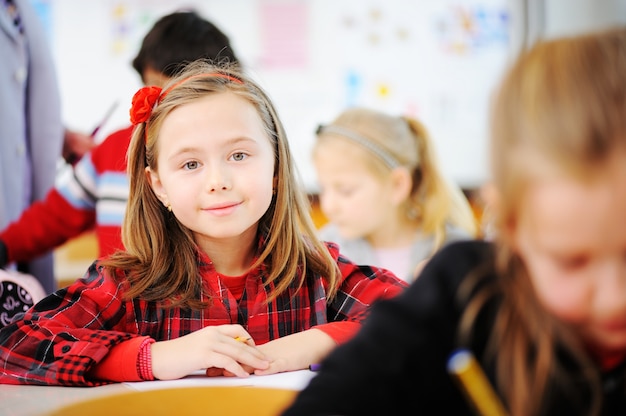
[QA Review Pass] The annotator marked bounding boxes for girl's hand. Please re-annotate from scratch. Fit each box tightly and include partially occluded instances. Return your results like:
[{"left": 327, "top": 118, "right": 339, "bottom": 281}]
[
  {"left": 150, "top": 324, "right": 270, "bottom": 380},
  {"left": 244, "top": 328, "right": 336, "bottom": 376}
]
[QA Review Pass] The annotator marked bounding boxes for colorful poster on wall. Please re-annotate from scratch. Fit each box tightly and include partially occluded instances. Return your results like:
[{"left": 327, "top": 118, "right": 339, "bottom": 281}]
[{"left": 51, "top": 0, "right": 510, "bottom": 189}]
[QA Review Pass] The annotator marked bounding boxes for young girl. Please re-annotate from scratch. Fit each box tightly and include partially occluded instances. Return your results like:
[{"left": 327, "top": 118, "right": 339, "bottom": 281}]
[
  {"left": 283, "top": 27, "right": 626, "bottom": 415},
  {"left": 0, "top": 61, "right": 406, "bottom": 386},
  {"left": 0, "top": 10, "right": 240, "bottom": 276},
  {"left": 314, "top": 107, "right": 478, "bottom": 282},
  {"left": 0, "top": 10, "right": 240, "bottom": 328}
]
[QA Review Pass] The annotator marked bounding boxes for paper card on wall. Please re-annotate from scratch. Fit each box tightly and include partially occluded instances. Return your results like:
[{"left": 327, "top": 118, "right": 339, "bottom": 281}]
[{"left": 259, "top": 1, "right": 309, "bottom": 69}]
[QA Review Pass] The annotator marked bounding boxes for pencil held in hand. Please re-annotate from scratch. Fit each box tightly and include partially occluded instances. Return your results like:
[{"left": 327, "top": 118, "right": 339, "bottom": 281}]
[
  {"left": 447, "top": 349, "right": 508, "bottom": 416},
  {"left": 90, "top": 100, "right": 119, "bottom": 137}
]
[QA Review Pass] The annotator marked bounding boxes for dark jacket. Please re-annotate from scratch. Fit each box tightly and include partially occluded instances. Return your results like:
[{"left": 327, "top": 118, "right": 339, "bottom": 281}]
[{"left": 283, "top": 240, "right": 626, "bottom": 415}]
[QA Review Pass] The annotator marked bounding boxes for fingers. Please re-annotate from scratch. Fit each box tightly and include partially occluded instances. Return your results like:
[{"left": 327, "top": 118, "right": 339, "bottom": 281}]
[
  {"left": 199, "top": 326, "right": 270, "bottom": 377},
  {"left": 219, "top": 325, "right": 255, "bottom": 343},
  {"left": 222, "top": 336, "right": 270, "bottom": 371},
  {"left": 205, "top": 347, "right": 265, "bottom": 378},
  {"left": 253, "top": 359, "right": 286, "bottom": 376},
  {"left": 153, "top": 325, "right": 271, "bottom": 380}
]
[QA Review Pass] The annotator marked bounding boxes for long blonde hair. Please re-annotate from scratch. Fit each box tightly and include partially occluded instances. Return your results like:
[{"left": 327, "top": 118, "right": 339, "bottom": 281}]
[
  {"left": 315, "top": 107, "right": 478, "bottom": 252},
  {"left": 463, "top": 27, "right": 626, "bottom": 415},
  {"left": 103, "top": 61, "right": 340, "bottom": 309}
]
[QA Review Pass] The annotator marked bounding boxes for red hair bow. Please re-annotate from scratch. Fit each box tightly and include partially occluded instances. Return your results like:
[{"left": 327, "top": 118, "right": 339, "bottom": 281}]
[{"left": 129, "top": 86, "right": 162, "bottom": 125}]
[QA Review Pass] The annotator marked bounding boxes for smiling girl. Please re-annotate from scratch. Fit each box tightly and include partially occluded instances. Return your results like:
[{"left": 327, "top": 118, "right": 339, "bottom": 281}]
[{"left": 0, "top": 61, "right": 406, "bottom": 386}]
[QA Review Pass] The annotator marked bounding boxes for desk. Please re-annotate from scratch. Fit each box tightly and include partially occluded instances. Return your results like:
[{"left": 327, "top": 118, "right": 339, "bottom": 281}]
[
  {"left": 0, "top": 370, "right": 316, "bottom": 416},
  {"left": 0, "top": 383, "right": 128, "bottom": 416}
]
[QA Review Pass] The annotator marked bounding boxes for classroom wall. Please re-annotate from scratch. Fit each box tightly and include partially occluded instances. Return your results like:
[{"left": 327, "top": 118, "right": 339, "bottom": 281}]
[
  {"left": 38, "top": 0, "right": 512, "bottom": 191},
  {"left": 37, "top": 0, "right": 626, "bottom": 191}
]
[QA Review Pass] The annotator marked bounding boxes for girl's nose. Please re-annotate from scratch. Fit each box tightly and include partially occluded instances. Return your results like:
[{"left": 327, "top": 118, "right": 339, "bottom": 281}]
[{"left": 205, "top": 162, "right": 231, "bottom": 192}]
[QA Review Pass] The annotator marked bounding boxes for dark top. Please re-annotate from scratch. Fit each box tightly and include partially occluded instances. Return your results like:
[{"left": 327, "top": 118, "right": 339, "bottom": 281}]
[{"left": 282, "top": 240, "right": 626, "bottom": 415}]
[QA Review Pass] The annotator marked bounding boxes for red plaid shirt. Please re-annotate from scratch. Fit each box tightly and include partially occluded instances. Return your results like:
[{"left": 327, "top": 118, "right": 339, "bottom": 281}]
[{"left": 0, "top": 242, "right": 406, "bottom": 386}]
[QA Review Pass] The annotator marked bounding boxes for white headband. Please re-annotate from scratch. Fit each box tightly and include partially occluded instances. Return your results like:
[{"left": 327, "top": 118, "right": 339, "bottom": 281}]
[{"left": 316, "top": 124, "right": 400, "bottom": 169}]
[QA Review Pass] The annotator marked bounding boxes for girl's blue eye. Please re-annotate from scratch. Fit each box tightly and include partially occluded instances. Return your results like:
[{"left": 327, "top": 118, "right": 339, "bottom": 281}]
[
  {"left": 232, "top": 152, "right": 246, "bottom": 161},
  {"left": 184, "top": 161, "right": 199, "bottom": 170}
]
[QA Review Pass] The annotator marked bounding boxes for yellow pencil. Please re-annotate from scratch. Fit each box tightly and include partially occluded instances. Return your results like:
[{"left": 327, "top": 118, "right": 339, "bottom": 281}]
[{"left": 447, "top": 349, "right": 508, "bottom": 416}]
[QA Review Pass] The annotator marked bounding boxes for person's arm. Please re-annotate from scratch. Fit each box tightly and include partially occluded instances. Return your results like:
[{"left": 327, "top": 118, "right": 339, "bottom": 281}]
[
  {"left": 0, "top": 261, "right": 137, "bottom": 386},
  {"left": 251, "top": 328, "right": 337, "bottom": 376},
  {"left": 251, "top": 244, "right": 408, "bottom": 376},
  {"left": 0, "top": 147, "right": 104, "bottom": 267},
  {"left": 0, "top": 189, "right": 95, "bottom": 265},
  {"left": 87, "top": 336, "right": 153, "bottom": 382}
]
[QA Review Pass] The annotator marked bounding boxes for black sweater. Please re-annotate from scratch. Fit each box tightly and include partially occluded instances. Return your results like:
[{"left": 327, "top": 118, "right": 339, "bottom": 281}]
[{"left": 282, "top": 240, "right": 626, "bottom": 415}]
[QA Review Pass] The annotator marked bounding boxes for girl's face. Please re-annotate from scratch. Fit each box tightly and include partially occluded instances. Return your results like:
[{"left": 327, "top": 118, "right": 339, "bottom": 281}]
[
  {"left": 512, "top": 151, "right": 626, "bottom": 354},
  {"left": 313, "top": 138, "right": 397, "bottom": 241},
  {"left": 148, "top": 92, "right": 275, "bottom": 251}
]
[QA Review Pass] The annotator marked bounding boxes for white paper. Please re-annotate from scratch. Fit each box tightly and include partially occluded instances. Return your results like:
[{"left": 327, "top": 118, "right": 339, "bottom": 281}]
[{"left": 124, "top": 369, "right": 317, "bottom": 392}]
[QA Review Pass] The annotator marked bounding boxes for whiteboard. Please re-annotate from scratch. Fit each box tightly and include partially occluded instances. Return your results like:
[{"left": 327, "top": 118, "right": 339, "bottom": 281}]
[{"left": 41, "top": 0, "right": 511, "bottom": 190}]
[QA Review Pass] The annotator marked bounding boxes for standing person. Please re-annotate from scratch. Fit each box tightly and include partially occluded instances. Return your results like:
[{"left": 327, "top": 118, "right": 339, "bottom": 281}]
[
  {"left": 1, "top": 0, "right": 67, "bottom": 294},
  {"left": 0, "top": 10, "right": 239, "bottom": 280},
  {"left": 283, "top": 26, "right": 626, "bottom": 415},
  {"left": 0, "top": 0, "right": 93, "bottom": 289},
  {"left": 314, "top": 108, "right": 478, "bottom": 283},
  {"left": 0, "top": 60, "right": 407, "bottom": 386}
]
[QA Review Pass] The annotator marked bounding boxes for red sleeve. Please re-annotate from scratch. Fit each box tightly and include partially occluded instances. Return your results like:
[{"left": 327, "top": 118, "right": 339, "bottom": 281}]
[
  {"left": 314, "top": 321, "right": 361, "bottom": 344},
  {"left": 0, "top": 190, "right": 95, "bottom": 262},
  {"left": 88, "top": 336, "right": 149, "bottom": 382},
  {"left": 0, "top": 263, "right": 135, "bottom": 386}
]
